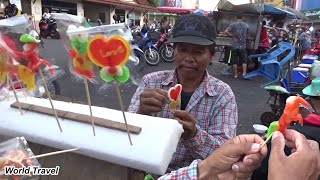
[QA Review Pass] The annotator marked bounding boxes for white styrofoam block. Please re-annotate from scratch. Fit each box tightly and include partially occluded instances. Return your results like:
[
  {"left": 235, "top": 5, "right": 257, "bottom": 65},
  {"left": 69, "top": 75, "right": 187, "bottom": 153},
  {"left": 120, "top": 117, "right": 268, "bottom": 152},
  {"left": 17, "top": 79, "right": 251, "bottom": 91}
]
[{"left": 0, "top": 95, "right": 183, "bottom": 175}]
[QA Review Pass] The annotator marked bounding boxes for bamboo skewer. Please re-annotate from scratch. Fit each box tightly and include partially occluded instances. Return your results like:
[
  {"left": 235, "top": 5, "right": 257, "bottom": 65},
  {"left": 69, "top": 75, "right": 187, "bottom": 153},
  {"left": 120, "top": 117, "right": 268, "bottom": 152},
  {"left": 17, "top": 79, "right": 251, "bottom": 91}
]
[
  {"left": 29, "top": 148, "right": 79, "bottom": 160},
  {"left": 261, "top": 132, "right": 273, "bottom": 148},
  {"left": 84, "top": 79, "right": 95, "bottom": 136},
  {"left": 39, "top": 69, "right": 63, "bottom": 132},
  {"left": 9, "top": 77, "right": 22, "bottom": 115},
  {"left": 6, "top": 75, "right": 10, "bottom": 101},
  {"left": 18, "top": 81, "right": 27, "bottom": 100},
  {"left": 114, "top": 83, "right": 133, "bottom": 146}
]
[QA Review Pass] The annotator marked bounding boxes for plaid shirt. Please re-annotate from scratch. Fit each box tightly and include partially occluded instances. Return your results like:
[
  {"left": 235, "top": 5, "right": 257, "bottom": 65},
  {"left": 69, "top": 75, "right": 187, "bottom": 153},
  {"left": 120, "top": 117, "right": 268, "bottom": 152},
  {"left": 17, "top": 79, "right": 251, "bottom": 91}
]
[
  {"left": 128, "top": 70, "right": 237, "bottom": 171},
  {"left": 158, "top": 160, "right": 201, "bottom": 180}
]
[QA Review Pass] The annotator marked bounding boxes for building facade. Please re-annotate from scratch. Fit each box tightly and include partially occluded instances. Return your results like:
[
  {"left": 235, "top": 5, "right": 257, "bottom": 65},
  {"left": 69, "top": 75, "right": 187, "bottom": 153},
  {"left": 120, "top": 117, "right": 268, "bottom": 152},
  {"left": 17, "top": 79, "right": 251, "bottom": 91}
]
[{"left": 1, "top": 0, "right": 154, "bottom": 27}]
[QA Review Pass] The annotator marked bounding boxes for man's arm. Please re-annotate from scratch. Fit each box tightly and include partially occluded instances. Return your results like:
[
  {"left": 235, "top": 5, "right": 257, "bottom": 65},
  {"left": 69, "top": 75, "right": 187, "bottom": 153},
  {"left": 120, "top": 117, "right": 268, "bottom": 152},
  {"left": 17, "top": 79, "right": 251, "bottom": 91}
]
[
  {"left": 224, "top": 25, "right": 233, "bottom": 37},
  {"left": 182, "top": 89, "right": 238, "bottom": 160}
]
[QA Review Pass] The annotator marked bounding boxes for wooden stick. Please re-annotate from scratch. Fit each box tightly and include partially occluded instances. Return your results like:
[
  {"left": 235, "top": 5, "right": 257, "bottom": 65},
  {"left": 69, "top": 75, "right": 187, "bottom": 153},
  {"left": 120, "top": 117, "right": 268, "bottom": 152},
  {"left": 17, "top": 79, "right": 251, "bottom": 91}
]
[
  {"left": 9, "top": 77, "right": 22, "bottom": 115},
  {"left": 114, "top": 83, "right": 133, "bottom": 146},
  {"left": 39, "top": 69, "right": 63, "bottom": 132},
  {"left": 84, "top": 79, "right": 95, "bottom": 136},
  {"left": 10, "top": 102, "right": 142, "bottom": 134},
  {"left": 6, "top": 75, "right": 9, "bottom": 101},
  {"left": 18, "top": 81, "right": 27, "bottom": 100},
  {"left": 261, "top": 132, "right": 273, "bottom": 148},
  {"left": 29, "top": 148, "right": 79, "bottom": 160}
]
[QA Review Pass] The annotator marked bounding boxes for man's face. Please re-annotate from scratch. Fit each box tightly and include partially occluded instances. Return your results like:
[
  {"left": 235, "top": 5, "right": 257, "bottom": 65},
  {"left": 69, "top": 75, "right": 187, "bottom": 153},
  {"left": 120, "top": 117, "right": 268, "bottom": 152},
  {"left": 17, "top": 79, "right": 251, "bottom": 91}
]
[{"left": 174, "top": 43, "right": 213, "bottom": 79}]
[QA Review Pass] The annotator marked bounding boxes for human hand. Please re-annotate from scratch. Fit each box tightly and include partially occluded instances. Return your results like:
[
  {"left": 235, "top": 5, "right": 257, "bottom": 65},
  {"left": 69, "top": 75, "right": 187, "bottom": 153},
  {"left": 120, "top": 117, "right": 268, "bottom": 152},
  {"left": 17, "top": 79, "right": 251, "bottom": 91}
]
[
  {"left": 138, "top": 88, "right": 168, "bottom": 115},
  {"left": 268, "top": 130, "right": 320, "bottom": 180},
  {"left": 198, "top": 134, "right": 268, "bottom": 180},
  {"left": 173, "top": 110, "right": 196, "bottom": 140}
]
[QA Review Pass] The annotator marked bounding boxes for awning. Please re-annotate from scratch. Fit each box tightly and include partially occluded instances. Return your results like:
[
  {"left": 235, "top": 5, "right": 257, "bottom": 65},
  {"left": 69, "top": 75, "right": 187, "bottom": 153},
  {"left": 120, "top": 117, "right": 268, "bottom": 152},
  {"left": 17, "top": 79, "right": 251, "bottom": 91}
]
[
  {"left": 217, "top": 0, "right": 296, "bottom": 18},
  {"left": 85, "top": 0, "right": 156, "bottom": 11},
  {"left": 156, "top": 6, "right": 194, "bottom": 14}
]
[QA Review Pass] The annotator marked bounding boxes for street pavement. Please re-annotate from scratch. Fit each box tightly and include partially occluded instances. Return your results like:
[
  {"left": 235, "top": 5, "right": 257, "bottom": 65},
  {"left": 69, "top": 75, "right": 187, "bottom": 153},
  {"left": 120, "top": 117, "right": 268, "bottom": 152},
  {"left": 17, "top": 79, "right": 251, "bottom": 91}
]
[{"left": 39, "top": 38, "right": 270, "bottom": 135}]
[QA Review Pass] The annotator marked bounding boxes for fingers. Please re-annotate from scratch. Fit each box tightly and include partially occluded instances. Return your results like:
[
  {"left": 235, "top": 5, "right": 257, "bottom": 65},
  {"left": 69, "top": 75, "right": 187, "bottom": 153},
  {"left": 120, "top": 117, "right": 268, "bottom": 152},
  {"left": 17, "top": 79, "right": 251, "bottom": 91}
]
[
  {"left": 139, "top": 89, "right": 168, "bottom": 114},
  {"left": 232, "top": 162, "right": 256, "bottom": 179},
  {"left": 231, "top": 135, "right": 267, "bottom": 156},
  {"left": 270, "top": 131, "right": 286, "bottom": 161},
  {"left": 154, "top": 89, "right": 168, "bottom": 99},
  {"left": 243, "top": 153, "right": 261, "bottom": 166},
  {"left": 283, "top": 129, "right": 310, "bottom": 152},
  {"left": 173, "top": 110, "right": 189, "bottom": 120},
  {"left": 222, "top": 142, "right": 262, "bottom": 158}
]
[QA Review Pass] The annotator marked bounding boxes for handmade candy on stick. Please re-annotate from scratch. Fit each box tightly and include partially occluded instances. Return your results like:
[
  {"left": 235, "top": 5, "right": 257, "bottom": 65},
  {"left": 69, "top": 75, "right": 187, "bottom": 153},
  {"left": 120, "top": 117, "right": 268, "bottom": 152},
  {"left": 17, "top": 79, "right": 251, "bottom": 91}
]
[
  {"left": 265, "top": 95, "right": 311, "bottom": 139},
  {"left": 168, "top": 84, "right": 182, "bottom": 109},
  {"left": 88, "top": 34, "right": 132, "bottom": 145},
  {"left": 67, "top": 25, "right": 94, "bottom": 79},
  {"left": 67, "top": 25, "right": 96, "bottom": 136},
  {"left": 6, "top": 33, "right": 63, "bottom": 132}
]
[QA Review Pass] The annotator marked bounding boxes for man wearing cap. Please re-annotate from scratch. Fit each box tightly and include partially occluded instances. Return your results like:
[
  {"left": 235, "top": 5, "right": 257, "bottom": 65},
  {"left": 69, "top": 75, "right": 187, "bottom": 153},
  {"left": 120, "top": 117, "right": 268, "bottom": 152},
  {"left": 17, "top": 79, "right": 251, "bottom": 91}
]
[
  {"left": 224, "top": 16, "right": 249, "bottom": 79},
  {"left": 128, "top": 15, "right": 237, "bottom": 172}
]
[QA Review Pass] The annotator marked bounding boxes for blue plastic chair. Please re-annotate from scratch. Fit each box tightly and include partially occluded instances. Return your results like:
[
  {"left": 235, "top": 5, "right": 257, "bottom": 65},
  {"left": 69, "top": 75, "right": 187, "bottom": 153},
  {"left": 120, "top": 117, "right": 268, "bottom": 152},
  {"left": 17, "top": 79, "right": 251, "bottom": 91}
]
[{"left": 244, "top": 42, "right": 295, "bottom": 87}]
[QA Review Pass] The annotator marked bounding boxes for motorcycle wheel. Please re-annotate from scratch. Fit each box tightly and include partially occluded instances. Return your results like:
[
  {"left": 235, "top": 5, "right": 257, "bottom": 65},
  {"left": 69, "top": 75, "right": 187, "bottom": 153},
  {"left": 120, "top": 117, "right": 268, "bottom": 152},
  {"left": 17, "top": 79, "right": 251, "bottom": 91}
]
[
  {"left": 160, "top": 45, "right": 174, "bottom": 62},
  {"left": 133, "top": 49, "right": 145, "bottom": 72},
  {"left": 40, "top": 31, "right": 47, "bottom": 38},
  {"left": 144, "top": 48, "right": 160, "bottom": 66},
  {"left": 50, "top": 30, "right": 60, "bottom": 39}
]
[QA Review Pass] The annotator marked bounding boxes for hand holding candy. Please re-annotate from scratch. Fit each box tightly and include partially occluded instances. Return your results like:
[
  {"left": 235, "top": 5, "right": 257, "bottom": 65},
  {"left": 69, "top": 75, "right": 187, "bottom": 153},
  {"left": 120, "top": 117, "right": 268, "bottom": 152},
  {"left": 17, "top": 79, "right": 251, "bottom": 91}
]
[{"left": 168, "top": 84, "right": 182, "bottom": 109}]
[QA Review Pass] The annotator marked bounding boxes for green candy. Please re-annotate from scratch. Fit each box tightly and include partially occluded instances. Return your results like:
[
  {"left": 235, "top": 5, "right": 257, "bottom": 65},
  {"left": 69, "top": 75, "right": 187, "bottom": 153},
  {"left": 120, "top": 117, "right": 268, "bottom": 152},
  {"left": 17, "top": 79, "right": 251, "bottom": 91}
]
[
  {"left": 115, "top": 66, "right": 130, "bottom": 83},
  {"left": 100, "top": 69, "right": 114, "bottom": 83},
  {"left": 20, "top": 34, "right": 40, "bottom": 43},
  {"left": 70, "top": 38, "right": 87, "bottom": 54},
  {"left": 99, "top": 66, "right": 130, "bottom": 83},
  {"left": 265, "top": 121, "right": 279, "bottom": 139}
]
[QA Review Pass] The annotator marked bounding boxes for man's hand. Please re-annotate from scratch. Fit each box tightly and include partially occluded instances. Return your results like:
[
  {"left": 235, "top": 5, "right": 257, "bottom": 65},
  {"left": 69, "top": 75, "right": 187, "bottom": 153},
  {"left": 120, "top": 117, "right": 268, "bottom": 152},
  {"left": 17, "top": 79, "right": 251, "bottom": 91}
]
[
  {"left": 173, "top": 110, "right": 197, "bottom": 140},
  {"left": 198, "top": 134, "right": 267, "bottom": 180},
  {"left": 138, "top": 89, "right": 168, "bottom": 115},
  {"left": 269, "top": 130, "right": 320, "bottom": 180}
]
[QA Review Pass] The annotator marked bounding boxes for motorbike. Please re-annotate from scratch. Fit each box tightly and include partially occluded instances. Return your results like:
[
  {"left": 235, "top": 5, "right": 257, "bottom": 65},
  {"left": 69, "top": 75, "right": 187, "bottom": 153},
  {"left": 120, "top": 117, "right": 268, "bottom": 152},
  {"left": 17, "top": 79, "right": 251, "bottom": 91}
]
[
  {"left": 135, "top": 32, "right": 160, "bottom": 66},
  {"left": 131, "top": 41, "right": 145, "bottom": 72},
  {"left": 155, "top": 32, "right": 174, "bottom": 62},
  {"left": 39, "top": 18, "right": 60, "bottom": 39}
]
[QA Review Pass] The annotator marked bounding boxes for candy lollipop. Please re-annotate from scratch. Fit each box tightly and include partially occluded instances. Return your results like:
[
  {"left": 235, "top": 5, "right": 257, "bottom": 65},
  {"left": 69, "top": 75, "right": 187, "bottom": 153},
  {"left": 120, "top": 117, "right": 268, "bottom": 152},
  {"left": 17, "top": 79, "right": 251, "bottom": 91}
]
[
  {"left": 1, "top": 33, "right": 63, "bottom": 132},
  {"left": 88, "top": 34, "right": 132, "bottom": 145},
  {"left": 67, "top": 25, "right": 96, "bottom": 136},
  {"left": 168, "top": 84, "right": 182, "bottom": 109},
  {"left": 0, "top": 36, "right": 24, "bottom": 114},
  {"left": 265, "top": 95, "right": 310, "bottom": 139}
]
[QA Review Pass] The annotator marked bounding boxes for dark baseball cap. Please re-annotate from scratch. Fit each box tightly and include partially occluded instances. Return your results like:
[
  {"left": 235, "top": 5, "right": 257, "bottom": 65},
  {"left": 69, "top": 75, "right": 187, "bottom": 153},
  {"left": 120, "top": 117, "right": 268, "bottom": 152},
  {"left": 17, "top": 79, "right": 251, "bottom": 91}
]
[{"left": 169, "top": 14, "right": 217, "bottom": 46}]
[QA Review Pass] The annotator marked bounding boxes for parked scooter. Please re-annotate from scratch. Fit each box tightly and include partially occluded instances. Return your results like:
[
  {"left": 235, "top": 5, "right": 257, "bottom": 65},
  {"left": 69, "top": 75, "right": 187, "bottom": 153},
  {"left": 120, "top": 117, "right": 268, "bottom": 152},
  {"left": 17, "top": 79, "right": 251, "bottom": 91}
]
[
  {"left": 39, "top": 17, "right": 60, "bottom": 39},
  {"left": 133, "top": 31, "right": 160, "bottom": 66},
  {"left": 155, "top": 28, "right": 174, "bottom": 62}
]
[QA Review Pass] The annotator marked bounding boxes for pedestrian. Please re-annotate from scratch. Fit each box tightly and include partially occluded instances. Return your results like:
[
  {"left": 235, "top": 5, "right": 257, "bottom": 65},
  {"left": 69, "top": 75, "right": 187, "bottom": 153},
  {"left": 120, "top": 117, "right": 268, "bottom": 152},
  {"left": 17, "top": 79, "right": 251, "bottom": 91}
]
[
  {"left": 3, "top": 0, "right": 18, "bottom": 18},
  {"left": 42, "top": 8, "right": 51, "bottom": 20},
  {"left": 299, "top": 27, "right": 312, "bottom": 58},
  {"left": 128, "top": 14, "right": 237, "bottom": 173},
  {"left": 160, "top": 130, "right": 320, "bottom": 180},
  {"left": 224, "top": 15, "right": 249, "bottom": 79}
]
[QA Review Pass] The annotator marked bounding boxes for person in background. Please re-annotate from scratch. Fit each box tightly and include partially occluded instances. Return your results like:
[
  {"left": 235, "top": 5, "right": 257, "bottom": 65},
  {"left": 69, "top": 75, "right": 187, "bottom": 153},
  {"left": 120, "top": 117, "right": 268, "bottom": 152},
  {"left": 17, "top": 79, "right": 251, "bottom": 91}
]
[
  {"left": 141, "top": 16, "right": 149, "bottom": 35},
  {"left": 4, "top": 0, "right": 18, "bottom": 18},
  {"left": 299, "top": 27, "right": 312, "bottom": 58},
  {"left": 161, "top": 16, "right": 170, "bottom": 34},
  {"left": 128, "top": 14, "right": 237, "bottom": 173},
  {"left": 224, "top": 15, "right": 249, "bottom": 79},
  {"left": 42, "top": 8, "right": 51, "bottom": 20},
  {"left": 160, "top": 130, "right": 320, "bottom": 180}
]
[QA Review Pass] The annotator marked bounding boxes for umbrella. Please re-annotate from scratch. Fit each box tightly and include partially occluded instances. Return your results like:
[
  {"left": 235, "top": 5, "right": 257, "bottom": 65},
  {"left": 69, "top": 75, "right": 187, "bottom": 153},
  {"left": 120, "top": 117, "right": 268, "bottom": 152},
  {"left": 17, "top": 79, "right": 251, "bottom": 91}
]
[{"left": 280, "top": 6, "right": 310, "bottom": 20}]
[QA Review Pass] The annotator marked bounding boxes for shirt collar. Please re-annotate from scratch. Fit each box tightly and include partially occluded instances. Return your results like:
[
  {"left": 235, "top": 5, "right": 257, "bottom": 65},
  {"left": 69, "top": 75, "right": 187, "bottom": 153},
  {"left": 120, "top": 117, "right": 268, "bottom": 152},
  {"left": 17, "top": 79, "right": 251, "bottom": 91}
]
[{"left": 161, "top": 69, "right": 216, "bottom": 97}]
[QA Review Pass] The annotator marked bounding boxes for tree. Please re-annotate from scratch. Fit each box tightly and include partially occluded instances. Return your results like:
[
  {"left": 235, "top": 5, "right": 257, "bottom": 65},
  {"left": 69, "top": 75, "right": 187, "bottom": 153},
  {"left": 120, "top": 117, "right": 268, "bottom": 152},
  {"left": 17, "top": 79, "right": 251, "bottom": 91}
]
[{"left": 147, "top": 0, "right": 160, "bottom": 7}]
